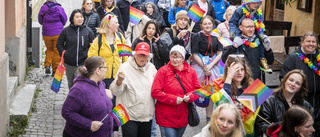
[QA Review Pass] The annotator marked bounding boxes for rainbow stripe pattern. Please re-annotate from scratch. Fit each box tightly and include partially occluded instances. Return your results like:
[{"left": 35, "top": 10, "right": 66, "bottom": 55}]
[
  {"left": 51, "top": 51, "right": 66, "bottom": 93},
  {"left": 218, "top": 37, "right": 234, "bottom": 47},
  {"left": 237, "top": 79, "right": 273, "bottom": 112},
  {"left": 211, "top": 88, "right": 235, "bottom": 106},
  {"left": 117, "top": 44, "right": 132, "bottom": 57},
  {"left": 187, "top": 4, "right": 205, "bottom": 22},
  {"left": 109, "top": 104, "right": 130, "bottom": 127},
  {"left": 193, "top": 88, "right": 212, "bottom": 98},
  {"left": 129, "top": 6, "right": 144, "bottom": 25}
]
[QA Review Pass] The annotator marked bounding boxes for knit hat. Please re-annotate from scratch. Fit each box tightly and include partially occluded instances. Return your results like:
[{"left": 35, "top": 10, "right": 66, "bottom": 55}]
[
  {"left": 243, "top": 0, "right": 263, "bottom": 4},
  {"left": 135, "top": 42, "right": 150, "bottom": 56},
  {"left": 175, "top": 10, "right": 189, "bottom": 22},
  {"left": 170, "top": 45, "right": 186, "bottom": 59}
]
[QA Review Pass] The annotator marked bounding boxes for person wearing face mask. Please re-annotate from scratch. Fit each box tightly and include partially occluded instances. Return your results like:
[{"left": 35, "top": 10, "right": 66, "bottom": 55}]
[
  {"left": 194, "top": 103, "right": 244, "bottom": 137},
  {"left": 280, "top": 32, "right": 320, "bottom": 136},
  {"left": 256, "top": 69, "right": 313, "bottom": 136},
  {"left": 56, "top": 9, "right": 95, "bottom": 89},
  {"left": 151, "top": 45, "right": 201, "bottom": 137},
  {"left": 81, "top": 0, "right": 101, "bottom": 36}
]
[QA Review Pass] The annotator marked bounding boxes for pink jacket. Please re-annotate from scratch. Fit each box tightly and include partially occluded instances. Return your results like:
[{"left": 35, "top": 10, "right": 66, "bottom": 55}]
[
  {"left": 217, "top": 22, "right": 230, "bottom": 38},
  {"left": 151, "top": 61, "right": 201, "bottom": 128}
]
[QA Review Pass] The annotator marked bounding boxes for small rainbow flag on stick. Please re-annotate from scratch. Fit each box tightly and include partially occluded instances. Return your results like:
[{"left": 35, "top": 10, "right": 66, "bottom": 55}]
[
  {"left": 51, "top": 50, "right": 66, "bottom": 93},
  {"left": 130, "top": 6, "right": 144, "bottom": 25},
  {"left": 187, "top": 4, "right": 205, "bottom": 22},
  {"left": 117, "top": 44, "right": 132, "bottom": 57},
  {"left": 218, "top": 37, "right": 234, "bottom": 47},
  {"left": 237, "top": 79, "right": 273, "bottom": 112},
  {"left": 193, "top": 88, "right": 212, "bottom": 98},
  {"left": 109, "top": 104, "right": 130, "bottom": 127}
]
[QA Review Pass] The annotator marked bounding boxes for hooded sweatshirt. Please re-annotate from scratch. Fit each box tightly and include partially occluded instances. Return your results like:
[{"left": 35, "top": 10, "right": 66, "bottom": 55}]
[{"left": 38, "top": 2, "right": 68, "bottom": 36}]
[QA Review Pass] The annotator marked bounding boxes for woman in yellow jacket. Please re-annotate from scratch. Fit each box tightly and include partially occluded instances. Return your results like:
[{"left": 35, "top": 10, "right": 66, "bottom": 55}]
[{"left": 87, "top": 13, "right": 127, "bottom": 136}]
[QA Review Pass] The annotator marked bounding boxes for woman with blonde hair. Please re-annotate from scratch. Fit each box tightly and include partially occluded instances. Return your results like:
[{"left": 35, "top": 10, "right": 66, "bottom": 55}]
[
  {"left": 194, "top": 103, "right": 243, "bottom": 137},
  {"left": 168, "top": 0, "right": 187, "bottom": 24},
  {"left": 217, "top": 6, "right": 236, "bottom": 39},
  {"left": 96, "top": 0, "right": 124, "bottom": 31}
]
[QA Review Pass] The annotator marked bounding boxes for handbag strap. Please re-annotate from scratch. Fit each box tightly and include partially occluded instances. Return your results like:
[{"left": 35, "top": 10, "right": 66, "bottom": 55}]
[
  {"left": 174, "top": 71, "right": 187, "bottom": 94},
  {"left": 60, "top": 50, "right": 66, "bottom": 65}
]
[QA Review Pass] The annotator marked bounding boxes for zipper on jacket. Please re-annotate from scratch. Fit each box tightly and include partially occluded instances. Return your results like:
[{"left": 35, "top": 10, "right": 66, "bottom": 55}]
[
  {"left": 82, "top": 36, "right": 84, "bottom": 46},
  {"left": 77, "top": 27, "right": 79, "bottom": 66}
]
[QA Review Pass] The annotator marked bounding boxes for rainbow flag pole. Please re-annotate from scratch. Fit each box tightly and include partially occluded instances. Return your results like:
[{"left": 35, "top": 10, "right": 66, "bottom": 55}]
[{"left": 187, "top": 4, "right": 205, "bottom": 22}]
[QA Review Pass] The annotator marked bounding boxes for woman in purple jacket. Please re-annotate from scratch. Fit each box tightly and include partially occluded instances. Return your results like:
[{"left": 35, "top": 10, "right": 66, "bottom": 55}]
[
  {"left": 61, "top": 56, "right": 114, "bottom": 137},
  {"left": 38, "top": 0, "right": 67, "bottom": 77}
]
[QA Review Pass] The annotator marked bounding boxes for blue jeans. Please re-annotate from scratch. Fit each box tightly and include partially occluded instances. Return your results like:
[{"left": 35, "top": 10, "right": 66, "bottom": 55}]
[
  {"left": 151, "top": 118, "right": 157, "bottom": 137},
  {"left": 159, "top": 126, "right": 187, "bottom": 137}
]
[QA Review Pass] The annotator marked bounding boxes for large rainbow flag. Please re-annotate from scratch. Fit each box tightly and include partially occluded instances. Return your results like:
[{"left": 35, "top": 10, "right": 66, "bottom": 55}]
[
  {"left": 193, "top": 88, "right": 212, "bottom": 98},
  {"left": 117, "top": 44, "right": 132, "bottom": 57},
  {"left": 211, "top": 88, "right": 235, "bottom": 106},
  {"left": 237, "top": 79, "right": 273, "bottom": 112},
  {"left": 187, "top": 4, "right": 205, "bottom": 22},
  {"left": 51, "top": 50, "right": 65, "bottom": 93},
  {"left": 129, "top": 6, "right": 144, "bottom": 25},
  {"left": 109, "top": 104, "right": 130, "bottom": 127}
]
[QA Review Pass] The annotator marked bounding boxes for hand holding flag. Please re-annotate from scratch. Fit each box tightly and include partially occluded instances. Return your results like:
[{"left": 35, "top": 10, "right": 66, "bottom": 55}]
[
  {"left": 187, "top": 4, "right": 205, "bottom": 23},
  {"left": 101, "top": 104, "right": 130, "bottom": 127}
]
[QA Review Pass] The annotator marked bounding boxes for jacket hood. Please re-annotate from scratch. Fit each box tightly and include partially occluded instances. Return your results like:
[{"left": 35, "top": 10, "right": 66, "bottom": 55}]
[
  {"left": 45, "top": 2, "right": 61, "bottom": 8},
  {"left": 213, "top": 0, "right": 224, "bottom": 2},
  {"left": 128, "top": 56, "right": 151, "bottom": 72},
  {"left": 70, "top": 23, "right": 87, "bottom": 30},
  {"left": 267, "top": 124, "right": 282, "bottom": 137},
  {"left": 73, "top": 75, "right": 100, "bottom": 87}
]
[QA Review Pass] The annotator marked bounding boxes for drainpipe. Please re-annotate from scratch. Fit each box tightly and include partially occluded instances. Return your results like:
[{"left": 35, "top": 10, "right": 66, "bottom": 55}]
[{"left": 27, "top": 0, "right": 34, "bottom": 65}]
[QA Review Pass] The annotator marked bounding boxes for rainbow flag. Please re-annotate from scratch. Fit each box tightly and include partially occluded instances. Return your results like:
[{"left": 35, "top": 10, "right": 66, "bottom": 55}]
[
  {"left": 193, "top": 88, "right": 212, "bottom": 98},
  {"left": 187, "top": 4, "right": 205, "bottom": 22},
  {"left": 109, "top": 104, "right": 130, "bottom": 127},
  {"left": 130, "top": 6, "right": 144, "bottom": 25},
  {"left": 117, "top": 44, "right": 132, "bottom": 57},
  {"left": 211, "top": 88, "right": 235, "bottom": 106},
  {"left": 218, "top": 37, "right": 234, "bottom": 47},
  {"left": 51, "top": 51, "right": 66, "bottom": 93},
  {"left": 237, "top": 79, "right": 273, "bottom": 112}
]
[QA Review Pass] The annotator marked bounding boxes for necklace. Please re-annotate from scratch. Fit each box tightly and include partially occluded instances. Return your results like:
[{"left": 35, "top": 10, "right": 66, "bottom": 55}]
[
  {"left": 296, "top": 52, "right": 320, "bottom": 76},
  {"left": 242, "top": 7, "right": 265, "bottom": 34},
  {"left": 243, "top": 38, "right": 260, "bottom": 48}
]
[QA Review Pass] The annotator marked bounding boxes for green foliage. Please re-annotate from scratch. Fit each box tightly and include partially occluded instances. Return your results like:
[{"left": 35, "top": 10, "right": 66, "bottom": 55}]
[{"left": 7, "top": 116, "right": 28, "bottom": 137}]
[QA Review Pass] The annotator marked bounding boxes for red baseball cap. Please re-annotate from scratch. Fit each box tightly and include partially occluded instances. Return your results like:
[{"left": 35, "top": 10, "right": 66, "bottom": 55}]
[{"left": 135, "top": 42, "right": 150, "bottom": 56}]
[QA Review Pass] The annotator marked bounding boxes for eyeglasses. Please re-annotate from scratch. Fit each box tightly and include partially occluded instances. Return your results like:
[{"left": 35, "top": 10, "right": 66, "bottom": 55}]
[
  {"left": 170, "top": 56, "right": 183, "bottom": 60},
  {"left": 242, "top": 25, "right": 255, "bottom": 29},
  {"left": 86, "top": 3, "right": 93, "bottom": 5},
  {"left": 229, "top": 54, "right": 244, "bottom": 58},
  {"left": 99, "top": 66, "right": 108, "bottom": 69}
]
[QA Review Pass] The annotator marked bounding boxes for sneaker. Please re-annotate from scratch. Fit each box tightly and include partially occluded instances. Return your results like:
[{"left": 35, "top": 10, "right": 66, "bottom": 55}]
[
  {"left": 45, "top": 66, "right": 51, "bottom": 74},
  {"left": 260, "top": 58, "right": 272, "bottom": 72},
  {"left": 51, "top": 71, "right": 55, "bottom": 77}
]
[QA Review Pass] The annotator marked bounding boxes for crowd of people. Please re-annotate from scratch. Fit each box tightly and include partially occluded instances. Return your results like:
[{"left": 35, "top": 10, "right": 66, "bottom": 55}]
[{"left": 39, "top": 0, "right": 320, "bottom": 136}]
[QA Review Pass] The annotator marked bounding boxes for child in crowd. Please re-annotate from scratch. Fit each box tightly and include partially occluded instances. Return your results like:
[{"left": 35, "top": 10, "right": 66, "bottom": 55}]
[{"left": 229, "top": 0, "right": 272, "bottom": 72}]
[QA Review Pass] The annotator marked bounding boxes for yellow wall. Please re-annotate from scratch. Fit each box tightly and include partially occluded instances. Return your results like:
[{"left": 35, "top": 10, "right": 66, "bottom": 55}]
[{"left": 284, "top": 0, "right": 316, "bottom": 36}]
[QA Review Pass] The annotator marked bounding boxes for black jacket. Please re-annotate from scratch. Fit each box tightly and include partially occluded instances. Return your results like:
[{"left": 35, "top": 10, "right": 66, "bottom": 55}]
[
  {"left": 56, "top": 24, "right": 95, "bottom": 66},
  {"left": 147, "top": 13, "right": 166, "bottom": 32},
  {"left": 222, "top": 37, "right": 274, "bottom": 80},
  {"left": 189, "top": 1, "right": 217, "bottom": 33},
  {"left": 255, "top": 92, "right": 313, "bottom": 136},
  {"left": 280, "top": 46, "right": 320, "bottom": 132},
  {"left": 96, "top": 6, "right": 124, "bottom": 32},
  {"left": 83, "top": 11, "right": 101, "bottom": 35},
  {"left": 131, "top": 38, "right": 167, "bottom": 70},
  {"left": 116, "top": 0, "right": 141, "bottom": 31},
  {"left": 165, "top": 28, "right": 191, "bottom": 60}
]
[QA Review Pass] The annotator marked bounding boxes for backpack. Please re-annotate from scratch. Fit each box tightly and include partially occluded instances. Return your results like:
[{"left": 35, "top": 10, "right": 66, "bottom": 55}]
[{"left": 97, "top": 32, "right": 122, "bottom": 56}]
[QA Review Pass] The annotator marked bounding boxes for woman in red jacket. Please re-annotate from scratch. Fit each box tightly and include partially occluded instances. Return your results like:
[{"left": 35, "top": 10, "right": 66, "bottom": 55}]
[{"left": 151, "top": 45, "right": 201, "bottom": 137}]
